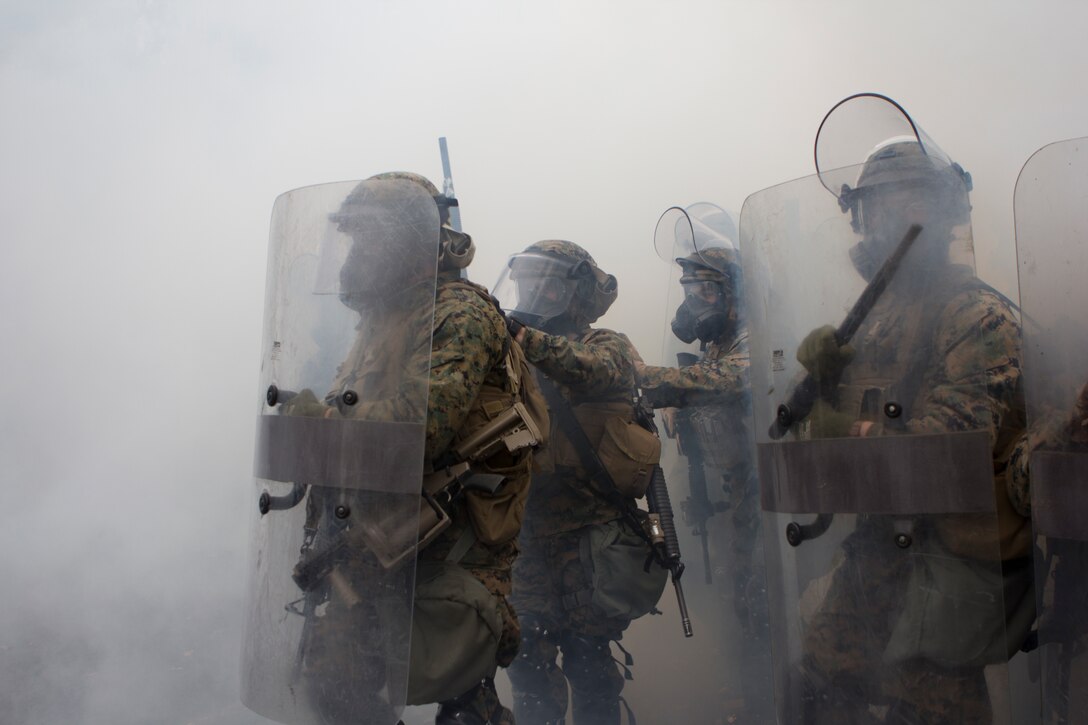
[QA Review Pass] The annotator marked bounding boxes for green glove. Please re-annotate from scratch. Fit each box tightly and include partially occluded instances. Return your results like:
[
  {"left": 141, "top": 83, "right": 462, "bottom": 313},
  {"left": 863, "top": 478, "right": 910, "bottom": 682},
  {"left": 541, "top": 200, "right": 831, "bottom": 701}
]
[
  {"left": 797, "top": 324, "right": 856, "bottom": 383},
  {"left": 278, "top": 388, "right": 330, "bottom": 418},
  {"left": 806, "top": 398, "right": 855, "bottom": 439}
]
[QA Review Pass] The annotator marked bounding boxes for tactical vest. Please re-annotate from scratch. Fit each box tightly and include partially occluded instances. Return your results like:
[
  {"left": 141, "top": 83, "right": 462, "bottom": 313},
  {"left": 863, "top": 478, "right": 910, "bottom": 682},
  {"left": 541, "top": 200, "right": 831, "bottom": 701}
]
[
  {"left": 526, "top": 328, "right": 637, "bottom": 536},
  {"left": 437, "top": 279, "right": 542, "bottom": 549}
]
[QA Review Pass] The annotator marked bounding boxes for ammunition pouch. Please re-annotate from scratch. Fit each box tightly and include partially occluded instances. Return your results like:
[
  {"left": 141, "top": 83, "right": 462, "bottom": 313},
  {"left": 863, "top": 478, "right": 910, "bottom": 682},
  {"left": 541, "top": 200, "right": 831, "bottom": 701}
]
[
  {"left": 451, "top": 400, "right": 543, "bottom": 545},
  {"left": 883, "top": 538, "right": 1036, "bottom": 667},
  {"left": 596, "top": 416, "right": 662, "bottom": 498},
  {"left": 407, "top": 560, "right": 503, "bottom": 705}
]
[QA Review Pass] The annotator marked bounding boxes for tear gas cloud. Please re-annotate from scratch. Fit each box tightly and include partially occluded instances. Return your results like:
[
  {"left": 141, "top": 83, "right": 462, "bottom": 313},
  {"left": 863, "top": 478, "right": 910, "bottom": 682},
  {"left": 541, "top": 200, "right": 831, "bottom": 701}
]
[{"left": 2, "top": 1, "right": 1086, "bottom": 722}]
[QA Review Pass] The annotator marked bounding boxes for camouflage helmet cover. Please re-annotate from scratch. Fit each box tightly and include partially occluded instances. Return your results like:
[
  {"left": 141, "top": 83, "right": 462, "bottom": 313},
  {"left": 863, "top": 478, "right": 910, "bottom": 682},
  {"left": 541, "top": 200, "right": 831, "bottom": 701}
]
[
  {"left": 362, "top": 171, "right": 474, "bottom": 270},
  {"left": 366, "top": 170, "right": 442, "bottom": 197},
  {"left": 853, "top": 140, "right": 972, "bottom": 197},
  {"left": 845, "top": 139, "right": 973, "bottom": 232},
  {"left": 676, "top": 246, "right": 740, "bottom": 285},
  {"left": 522, "top": 240, "right": 617, "bottom": 323},
  {"left": 525, "top": 239, "right": 597, "bottom": 266}
]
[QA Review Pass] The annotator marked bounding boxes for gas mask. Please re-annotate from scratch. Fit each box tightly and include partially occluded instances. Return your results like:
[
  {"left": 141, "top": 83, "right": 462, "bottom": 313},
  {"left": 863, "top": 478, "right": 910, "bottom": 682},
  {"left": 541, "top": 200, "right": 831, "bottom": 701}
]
[
  {"left": 671, "top": 280, "right": 731, "bottom": 344},
  {"left": 848, "top": 238, "right": 883, "bottom": 283}
]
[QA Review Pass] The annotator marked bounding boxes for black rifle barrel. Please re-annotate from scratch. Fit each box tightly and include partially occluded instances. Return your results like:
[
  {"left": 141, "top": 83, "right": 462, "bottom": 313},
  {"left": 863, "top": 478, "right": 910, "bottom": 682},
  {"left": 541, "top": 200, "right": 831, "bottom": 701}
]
[{"left": 647, "top": 465, "right": 694, "bottom": 637}]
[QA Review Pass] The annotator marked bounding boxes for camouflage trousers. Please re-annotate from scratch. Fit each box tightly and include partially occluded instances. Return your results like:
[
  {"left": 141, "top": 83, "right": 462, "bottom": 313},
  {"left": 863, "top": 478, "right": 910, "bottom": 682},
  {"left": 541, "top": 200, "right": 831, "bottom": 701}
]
[
  {"left": 507, "top": 529, "right": 628, "bottom": 725},
  {"left": 799, "top": 521, "right": 993, "bottom": 724}
]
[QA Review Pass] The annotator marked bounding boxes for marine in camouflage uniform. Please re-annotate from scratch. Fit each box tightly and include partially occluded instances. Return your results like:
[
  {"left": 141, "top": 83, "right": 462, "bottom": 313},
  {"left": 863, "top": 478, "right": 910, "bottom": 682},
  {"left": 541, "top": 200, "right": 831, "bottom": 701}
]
[
  {"left": 288, "top": 173, "right": 532, "bottom": 725},
  {"left": 495, "top": 240, "right": 640, "bottom": 725},
  {"left": 638, "top": 329, "right": 756, "bottom": 568},
  {"left": 634, "top": 242, "right": 775, "bottom": 721},
  {"left": 789, "top": 141, "right": 1033, "bottom": 724}
]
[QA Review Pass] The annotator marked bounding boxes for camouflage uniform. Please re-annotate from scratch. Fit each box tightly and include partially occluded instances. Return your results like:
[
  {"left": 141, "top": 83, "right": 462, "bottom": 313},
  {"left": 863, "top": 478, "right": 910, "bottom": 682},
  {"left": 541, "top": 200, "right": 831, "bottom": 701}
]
[
  {"left": 305, "top": 270, "right": 529, "bottom": 724},
  {"left": 505, "top": 271, "right": 641, "bottom": 725},
  {"left": 799, "top": 270, "right": 1032, "bottom": 725}
]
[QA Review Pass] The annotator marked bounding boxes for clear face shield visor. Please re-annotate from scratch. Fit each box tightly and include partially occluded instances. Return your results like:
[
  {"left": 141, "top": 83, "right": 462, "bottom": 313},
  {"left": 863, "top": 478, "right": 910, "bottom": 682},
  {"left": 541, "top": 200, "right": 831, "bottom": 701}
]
[{"left": 492, "top": 252, "right": 590, "bottom": 324}]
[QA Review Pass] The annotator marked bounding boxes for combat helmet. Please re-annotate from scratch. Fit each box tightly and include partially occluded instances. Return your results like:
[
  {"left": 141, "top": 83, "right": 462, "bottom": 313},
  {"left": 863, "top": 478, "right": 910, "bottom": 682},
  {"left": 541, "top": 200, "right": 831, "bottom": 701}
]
[
  {"left": 840, "top": 139, "right": 973, "bottom": 235},
  {"left": 677, "top": 246, "right": 740, "bottom": 287},
  {"left": 812, "top": 93, "right": 973, "bottom": 235},
  {"left": 348, "top": 171, "right": 474, "bottom": 271},
  {"left": 493, "top": 240, "right": 618, "bottom": 330},
  {"left": 523, "top": 240, "right": 618, "bottom": 324}
]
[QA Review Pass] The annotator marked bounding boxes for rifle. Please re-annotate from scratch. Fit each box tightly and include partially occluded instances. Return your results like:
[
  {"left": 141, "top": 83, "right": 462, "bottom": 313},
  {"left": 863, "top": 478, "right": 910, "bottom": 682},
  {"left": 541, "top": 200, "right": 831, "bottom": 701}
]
[
  {"left": 769, "top": 223, "right": 922, "bottom": 439},
  {"left": 673, "top": 352, "right": 728, "bottom": 584},
  {"left": 634, "top": 396, "right": 695, "bottom": 638}
]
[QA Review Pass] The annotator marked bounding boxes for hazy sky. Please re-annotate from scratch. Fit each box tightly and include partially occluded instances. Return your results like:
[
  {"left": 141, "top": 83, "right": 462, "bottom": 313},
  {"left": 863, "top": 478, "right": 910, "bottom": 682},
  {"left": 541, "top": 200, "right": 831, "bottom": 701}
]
[{"left": 3, "top": 1, "right": 1088, "bottom": 722}]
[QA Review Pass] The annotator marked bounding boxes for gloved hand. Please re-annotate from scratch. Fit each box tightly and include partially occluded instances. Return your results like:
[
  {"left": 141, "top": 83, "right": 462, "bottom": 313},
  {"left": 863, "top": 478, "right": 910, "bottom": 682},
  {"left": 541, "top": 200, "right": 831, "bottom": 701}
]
[
  {"left": 806, "top": 398, "right": 855, "bottom": 439},
  {"left": 504, "top": 313, "right": 529, "bottom": 344},
  {"left": 278, "top": 388, "right": 330, "bottom": 418},
  {"left": 797, "top": 324, "right": 855, "bottom": 383}
]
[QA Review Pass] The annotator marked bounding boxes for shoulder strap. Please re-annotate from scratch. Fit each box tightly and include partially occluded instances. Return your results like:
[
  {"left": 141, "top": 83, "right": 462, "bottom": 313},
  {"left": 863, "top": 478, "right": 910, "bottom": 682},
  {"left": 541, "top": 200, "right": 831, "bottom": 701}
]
[{"left": 535, "top": 375, "right": 626, "bottom": 506}]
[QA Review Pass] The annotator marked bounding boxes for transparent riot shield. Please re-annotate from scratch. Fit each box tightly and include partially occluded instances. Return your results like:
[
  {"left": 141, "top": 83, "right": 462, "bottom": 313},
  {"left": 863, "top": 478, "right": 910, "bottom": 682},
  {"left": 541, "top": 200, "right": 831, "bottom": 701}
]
[
  {"left": 741, "top": 123, "right": 1027, "bottom": 721},
  {"left": 1015, "top": 137, "right": 1088, "bottom": 724},
  {"left": 243, "top": 179, "right": 440, "bottom": 725}
]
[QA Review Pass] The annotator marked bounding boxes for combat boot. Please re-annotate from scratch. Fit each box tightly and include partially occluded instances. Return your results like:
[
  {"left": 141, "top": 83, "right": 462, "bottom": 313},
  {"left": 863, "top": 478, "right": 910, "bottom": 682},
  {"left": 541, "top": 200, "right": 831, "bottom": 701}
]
[{"left": 434, "top": 703, "right": 488, "bottom": 725}]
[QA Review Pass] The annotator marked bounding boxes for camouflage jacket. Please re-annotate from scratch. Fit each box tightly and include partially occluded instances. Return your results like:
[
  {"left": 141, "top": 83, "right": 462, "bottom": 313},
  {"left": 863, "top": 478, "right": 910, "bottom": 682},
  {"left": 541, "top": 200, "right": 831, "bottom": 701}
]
[
  {"left": 519, "top": 324, "right": 638, "bottom": 537},
  {"left": 638, "top": 330, "right": 750, "bottom": 410},
  {"left": 832, "top": 268, "right": 1030, "bottom": 559},
  {"left": 330, "top": 273, "right": 512, "bottom": 455},
  {"left": 638, "top": 330, "right": 753, "bottom": 473}
]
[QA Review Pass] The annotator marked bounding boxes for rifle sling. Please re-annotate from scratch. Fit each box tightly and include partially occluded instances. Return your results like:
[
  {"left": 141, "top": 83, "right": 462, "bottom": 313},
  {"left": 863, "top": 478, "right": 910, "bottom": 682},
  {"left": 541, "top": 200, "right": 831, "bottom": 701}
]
[
  {"left": 535, "top": 375, "right": 654, "bottom": 549},
  {"left": 535, "top": 375, "right": 627, "bottom": 506}
]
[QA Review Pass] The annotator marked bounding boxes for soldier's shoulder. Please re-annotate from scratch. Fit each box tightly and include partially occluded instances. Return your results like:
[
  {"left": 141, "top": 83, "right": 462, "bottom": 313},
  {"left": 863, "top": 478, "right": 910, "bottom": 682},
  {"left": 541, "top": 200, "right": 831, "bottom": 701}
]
[
  {"left": 936, "top": 283, "right": 1022, "bottom": 373},
  {"left": 435, "top": 279, "right": 506, "bottom": 346},
  {"left": 943, "top": 283, "right": 1020, "bottom": 335}
]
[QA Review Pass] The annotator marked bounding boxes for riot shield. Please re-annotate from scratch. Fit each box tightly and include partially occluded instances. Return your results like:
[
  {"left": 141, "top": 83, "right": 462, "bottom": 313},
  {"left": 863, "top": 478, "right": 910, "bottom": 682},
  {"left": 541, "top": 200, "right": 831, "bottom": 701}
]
[
  {"left": 739, "top": 94, "right": 1027, "bottom": 723},
  {"left": 243, "top": 178, "right": 440, "bottom": 725},
  {"left": 638, "top": 205, "right": 776, "bottom": 721},
  {"left": 1015, "top": 137, "right": 1088, "bottom": 724}
]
